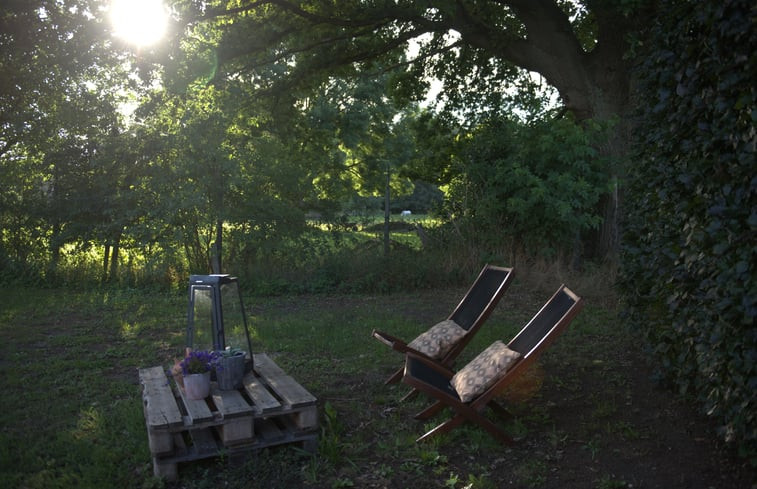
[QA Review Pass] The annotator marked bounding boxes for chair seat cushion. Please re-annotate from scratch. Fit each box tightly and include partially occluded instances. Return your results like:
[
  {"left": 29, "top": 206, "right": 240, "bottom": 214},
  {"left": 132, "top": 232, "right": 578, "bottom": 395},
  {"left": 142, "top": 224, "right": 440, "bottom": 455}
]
[
  {"left": 408, "top": 319, "right": 467, "bottom": 359},
  {"left": 451, "top": 341, "right": 521, "bottom": 402}
]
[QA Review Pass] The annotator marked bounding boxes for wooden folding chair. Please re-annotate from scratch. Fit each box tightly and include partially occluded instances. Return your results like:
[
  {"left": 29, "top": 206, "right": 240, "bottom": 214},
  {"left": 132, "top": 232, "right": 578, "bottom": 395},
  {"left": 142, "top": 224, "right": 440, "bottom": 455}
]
[
  {"left": 402, "top": 285, "right": 583, "bottom": 444},
  {"left": 372, "top": 265, "right": 515, "bottom": 386}
]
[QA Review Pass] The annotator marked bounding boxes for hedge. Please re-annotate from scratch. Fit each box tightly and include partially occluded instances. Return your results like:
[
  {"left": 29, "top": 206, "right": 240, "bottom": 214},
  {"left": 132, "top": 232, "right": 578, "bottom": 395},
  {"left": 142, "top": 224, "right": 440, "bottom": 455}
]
[{"left": 620, "top": 0, "right": 756, "bottom": 462}]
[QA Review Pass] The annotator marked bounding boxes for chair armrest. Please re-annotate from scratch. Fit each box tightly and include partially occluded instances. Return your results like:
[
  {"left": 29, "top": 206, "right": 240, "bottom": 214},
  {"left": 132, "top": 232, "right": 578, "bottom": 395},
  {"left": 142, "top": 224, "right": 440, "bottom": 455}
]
[
  {"left": 372, "top": 329, "right": 412, "bottom": 353},
  {"left": 404, "top": 352, "right": 455, "bottom": 380}
]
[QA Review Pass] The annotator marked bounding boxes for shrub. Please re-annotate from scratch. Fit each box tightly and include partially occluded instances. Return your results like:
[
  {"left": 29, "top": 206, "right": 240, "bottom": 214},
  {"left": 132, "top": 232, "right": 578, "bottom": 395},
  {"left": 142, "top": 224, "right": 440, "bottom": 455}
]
[{"left": 441, "top": 116, "right": 610, "bottom": 260}]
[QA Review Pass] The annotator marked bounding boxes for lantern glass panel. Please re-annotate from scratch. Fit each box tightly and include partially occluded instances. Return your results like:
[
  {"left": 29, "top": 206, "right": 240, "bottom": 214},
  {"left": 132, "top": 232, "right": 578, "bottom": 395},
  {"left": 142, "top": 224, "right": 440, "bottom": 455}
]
[
  {"left": 220, "top": 281, "right": 250, "bottom": 353},
  {"left": 189, "top": 285, "right": 216, "bottom": 352},
  {"left": 186, "top": 274, "right": 253, "bottom": 362}
]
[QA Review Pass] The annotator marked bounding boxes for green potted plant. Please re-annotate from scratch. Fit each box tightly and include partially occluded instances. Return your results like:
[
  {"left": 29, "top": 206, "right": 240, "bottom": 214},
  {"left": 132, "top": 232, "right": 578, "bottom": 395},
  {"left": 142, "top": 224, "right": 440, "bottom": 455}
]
[
  {"left": 179, "top": 350, "right": 221, "bottom": 399},
  {"left": 216, "top": 346, "right": 246, "bottom": 390}
]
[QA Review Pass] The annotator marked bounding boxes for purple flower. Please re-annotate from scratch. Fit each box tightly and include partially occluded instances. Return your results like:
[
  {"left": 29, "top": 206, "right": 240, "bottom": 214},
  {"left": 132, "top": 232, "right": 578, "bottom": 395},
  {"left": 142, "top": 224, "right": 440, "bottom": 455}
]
[{"left": 180, "top": 350, "right": 222, "bottom": 375}]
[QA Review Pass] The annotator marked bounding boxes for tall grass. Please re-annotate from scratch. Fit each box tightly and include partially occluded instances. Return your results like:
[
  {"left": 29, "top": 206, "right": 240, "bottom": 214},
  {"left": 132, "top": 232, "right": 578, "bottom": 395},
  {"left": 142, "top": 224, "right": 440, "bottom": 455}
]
[{"left": 3, "top": 212, "right": 618, "bottom": 301}]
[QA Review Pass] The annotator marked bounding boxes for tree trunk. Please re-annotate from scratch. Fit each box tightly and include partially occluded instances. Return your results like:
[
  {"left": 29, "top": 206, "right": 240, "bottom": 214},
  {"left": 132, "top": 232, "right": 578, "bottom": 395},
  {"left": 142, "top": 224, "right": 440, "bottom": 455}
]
[
  {"left": 212, "top": 219, "right": 222, "bottom": 274},
  {"left": 109, "top": 232, "right": 121, "bottom": 281},
  {"left": 49, "top": 222, "right": 61, "bottom": 278},
  {"left": 383, "top": 161, "right": 390, "bottom": 257},
  {"left": 102, "top": 244, "right": 111, "bottom": 283},
  {"left": 588, "top": 104, "right": 633, "bottom": 260}
]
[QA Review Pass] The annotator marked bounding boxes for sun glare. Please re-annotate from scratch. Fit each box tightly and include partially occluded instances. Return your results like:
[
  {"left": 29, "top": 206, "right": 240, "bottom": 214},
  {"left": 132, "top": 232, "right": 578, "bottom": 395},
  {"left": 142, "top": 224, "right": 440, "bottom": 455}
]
[{"left": 110, "top": 0, "right": 168, "bottom": 47}]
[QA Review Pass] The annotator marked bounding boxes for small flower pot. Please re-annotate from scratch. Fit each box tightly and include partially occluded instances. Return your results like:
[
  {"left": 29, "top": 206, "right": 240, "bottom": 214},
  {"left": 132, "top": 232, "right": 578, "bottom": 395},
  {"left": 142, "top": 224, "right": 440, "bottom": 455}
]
[
  {"left": 183, "top": 371, "right": 211, "bottom": 399},
  {"left": 217, "top": 352, "right": 246, "bottom": 390}
]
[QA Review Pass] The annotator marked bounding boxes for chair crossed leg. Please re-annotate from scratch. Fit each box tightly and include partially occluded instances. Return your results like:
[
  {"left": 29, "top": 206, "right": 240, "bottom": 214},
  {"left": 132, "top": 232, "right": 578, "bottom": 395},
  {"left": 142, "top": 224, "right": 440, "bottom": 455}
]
[{"left": 413, "top": 399, "right": 514, "bottom": 444}]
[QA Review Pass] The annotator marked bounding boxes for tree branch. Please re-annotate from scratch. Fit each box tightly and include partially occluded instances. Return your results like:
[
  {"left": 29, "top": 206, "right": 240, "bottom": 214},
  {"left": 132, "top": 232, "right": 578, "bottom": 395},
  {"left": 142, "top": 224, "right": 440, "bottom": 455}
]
[{"left": 192, "top": 0, "right": 637, "bottom": 120}]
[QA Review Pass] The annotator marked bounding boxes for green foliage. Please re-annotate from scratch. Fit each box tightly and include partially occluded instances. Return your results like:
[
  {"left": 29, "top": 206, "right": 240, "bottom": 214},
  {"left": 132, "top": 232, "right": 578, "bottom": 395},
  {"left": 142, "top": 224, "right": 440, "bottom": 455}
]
[
  {"left": 389, "top": 181, "right": 445, "bottom": 213},
  {"left": 171, "top": 0, "right": 645, "bottom": 258},
  {"left": 0, "top": 0, "right": 140, "bottom": 280},
  {"left": 620, "top": 0, "right": 756, "bottom": 461},
  {"left": 438, "top": 116, "right": 609, "bottom": 259},
  {"left": 239, "top": 228, "right": 460, "bottom": 296},
  {"left": 319, "top": 402, "right": 346, "bottom": 466},
  {"left": 1, "top": 0, "right": 640, "bottom": 282},
  {"left": 2, "top": 14, "right": 429, "bottom": 286}
]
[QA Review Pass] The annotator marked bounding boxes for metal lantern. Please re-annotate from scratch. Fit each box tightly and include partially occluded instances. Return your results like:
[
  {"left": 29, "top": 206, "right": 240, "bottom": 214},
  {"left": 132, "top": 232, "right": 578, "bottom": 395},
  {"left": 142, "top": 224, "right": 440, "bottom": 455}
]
[{"left": 186, "top": 274, "right": 254, "bottom": 370}]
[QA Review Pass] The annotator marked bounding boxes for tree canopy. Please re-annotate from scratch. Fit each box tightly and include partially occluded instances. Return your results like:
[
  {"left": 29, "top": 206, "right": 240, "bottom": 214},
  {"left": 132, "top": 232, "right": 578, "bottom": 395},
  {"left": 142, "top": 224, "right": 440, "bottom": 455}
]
[
  {"left": 170, "top": 0, "right": 640, "bottom": 121},
  {"left": 156, "top": 0, "right": 654, "bottom": 258}
]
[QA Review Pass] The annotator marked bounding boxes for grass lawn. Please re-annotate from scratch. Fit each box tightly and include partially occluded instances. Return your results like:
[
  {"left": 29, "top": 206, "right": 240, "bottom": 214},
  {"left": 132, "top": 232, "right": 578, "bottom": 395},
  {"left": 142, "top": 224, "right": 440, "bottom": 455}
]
[{"left": 0, "top": 281, "right": 753, "bottom": 489}]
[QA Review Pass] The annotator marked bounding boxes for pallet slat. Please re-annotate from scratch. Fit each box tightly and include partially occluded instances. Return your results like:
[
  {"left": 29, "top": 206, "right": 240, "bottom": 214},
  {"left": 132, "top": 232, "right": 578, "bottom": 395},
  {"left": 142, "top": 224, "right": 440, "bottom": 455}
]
[
  {"left": 265, "top": 374, "right": 317, "bottom": 408},
  {"left": 140, "top": 367, "right": 183, "bottom": 429},
  {"left": 211, "top": 386, "right": 253, "bottom": 418},
  {"left": 189, "top": 428, "right": 219, "bottom": 456},
  {"left": 254, "top": 353, "right": 316, "bottom": 408},
  {"left": 243, "top": 375, "right": 281, "bottom": 414},
  {"left": 251, "top": 353, "right": 286, "bottom": 378},
  {"left": 177, "top": 386, "right": 215, "bottom": 424}
]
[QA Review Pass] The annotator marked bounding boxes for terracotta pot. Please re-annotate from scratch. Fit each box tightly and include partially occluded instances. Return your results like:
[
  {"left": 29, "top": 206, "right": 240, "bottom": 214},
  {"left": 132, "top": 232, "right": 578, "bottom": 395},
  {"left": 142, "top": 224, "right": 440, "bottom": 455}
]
[{"left": 183, "top": 371, "right": 211, "bottom": 399}]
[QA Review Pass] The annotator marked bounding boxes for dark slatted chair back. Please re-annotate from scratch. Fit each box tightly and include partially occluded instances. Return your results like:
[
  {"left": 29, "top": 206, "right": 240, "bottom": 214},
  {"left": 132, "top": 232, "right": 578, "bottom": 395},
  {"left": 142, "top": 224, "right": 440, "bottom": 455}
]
[
  {"left": 508, "top": 286, "right": 579, "bottom": 358},
  {"left": 449, "top": 266, "right": 512, "bottom": 331}
]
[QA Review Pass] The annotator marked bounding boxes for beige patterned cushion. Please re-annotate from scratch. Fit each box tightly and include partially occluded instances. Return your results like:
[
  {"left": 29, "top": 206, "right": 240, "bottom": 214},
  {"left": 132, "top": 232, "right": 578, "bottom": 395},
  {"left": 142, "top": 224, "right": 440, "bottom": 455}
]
[
  {"left": 451, "top": 341, "right": 521, "bottom": 402},
  {"left": 407, "top": 319, "right": 467, "bottom": 359}
]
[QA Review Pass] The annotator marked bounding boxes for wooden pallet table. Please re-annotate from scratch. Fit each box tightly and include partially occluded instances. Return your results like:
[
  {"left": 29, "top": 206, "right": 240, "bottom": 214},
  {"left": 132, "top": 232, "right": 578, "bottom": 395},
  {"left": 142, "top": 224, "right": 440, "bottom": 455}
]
[{"left": 139, "top": 353, "right": 318, "bottom": 480}]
